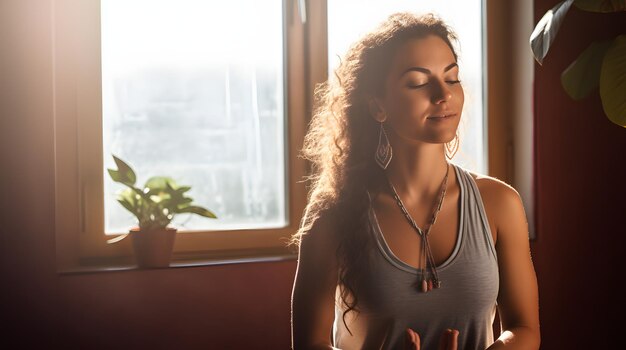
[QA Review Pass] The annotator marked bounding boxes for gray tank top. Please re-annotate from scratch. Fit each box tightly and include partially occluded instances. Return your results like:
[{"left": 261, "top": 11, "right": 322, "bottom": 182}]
[{"left": 333, "top": 163, "right": 499, "bottom": 350}]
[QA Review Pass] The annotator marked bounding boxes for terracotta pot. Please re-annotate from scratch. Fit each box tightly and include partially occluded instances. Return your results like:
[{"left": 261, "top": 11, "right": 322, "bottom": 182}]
[{"left": 130, "top": 227, "right": 178, "bottom": 268}]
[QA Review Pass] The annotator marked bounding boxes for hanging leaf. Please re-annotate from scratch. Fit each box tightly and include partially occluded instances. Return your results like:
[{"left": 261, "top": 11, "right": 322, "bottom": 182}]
[
  {"left": 574, "top": 0, "right": 626, "bottom": 12},
  {"left": 561, "top": 40, "right": 613, "bottom": 99},
  {"left": 600, "top": 35, "right": 626, "bottom": 127},
  {"left": 175, "top": 205, "right": 217, "bottom": 218},
  {"left": 109, "top": 155, "right": 137, "bottom": 186},
  {"left": 530, "top": 0, "right": 575, "bottom": 65}
]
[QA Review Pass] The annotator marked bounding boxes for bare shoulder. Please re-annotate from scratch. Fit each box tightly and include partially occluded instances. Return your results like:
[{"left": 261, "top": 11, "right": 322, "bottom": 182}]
[
  {"left": 467, "top": 170, "right": 520, "bottom": 199},
  {"left": 298, "top": 210, "right": 340, "bottom": 252},
  {"left": 296, "top": 209, "right": 341, "bottom": 276},
  {"left": 465, "top": 170, "right": 526, "bottom": 244}
]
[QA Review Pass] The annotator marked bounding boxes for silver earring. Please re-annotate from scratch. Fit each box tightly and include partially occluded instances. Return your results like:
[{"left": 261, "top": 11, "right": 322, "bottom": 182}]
[{"left": 375, "top": 122, "right": 392, "bottom": 169}]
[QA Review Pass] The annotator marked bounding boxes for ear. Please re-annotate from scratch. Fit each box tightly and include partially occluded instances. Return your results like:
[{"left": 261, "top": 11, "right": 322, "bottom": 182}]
[{"left": 367, "top": 96, "right": 387, "bottom": 122}]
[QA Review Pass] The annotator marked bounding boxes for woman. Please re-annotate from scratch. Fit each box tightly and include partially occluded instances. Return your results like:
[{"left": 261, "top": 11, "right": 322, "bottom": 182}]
[{"left": 290, "top": 12, "right": 540, "bottom": 350}]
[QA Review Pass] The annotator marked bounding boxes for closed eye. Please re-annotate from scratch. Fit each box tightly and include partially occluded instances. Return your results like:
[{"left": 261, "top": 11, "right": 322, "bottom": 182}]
[{"left": 408, "top": 80, "right": 462, "bottom": 89}]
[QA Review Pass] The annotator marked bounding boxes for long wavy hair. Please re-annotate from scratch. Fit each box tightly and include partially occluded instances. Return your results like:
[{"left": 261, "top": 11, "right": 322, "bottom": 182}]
[{"left": 289, "top": 12, "right": 460, "bottom": 335}]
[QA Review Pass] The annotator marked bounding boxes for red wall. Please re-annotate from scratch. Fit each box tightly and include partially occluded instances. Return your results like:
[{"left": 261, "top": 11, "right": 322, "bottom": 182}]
[
  {"left": 1, "top": 1, "right": 625, "bottom": 349},
  {"left": 530, "top": 1, "right": 626, "bottom": 349},
  {"left": 1, "top": 259, "right": 296, "bottom": 348}
]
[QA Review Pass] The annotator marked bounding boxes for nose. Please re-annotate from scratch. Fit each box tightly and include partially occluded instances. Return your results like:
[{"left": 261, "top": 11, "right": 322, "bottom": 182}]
[{"left": 431, "top": 80, "right": 452, "bottom": 104}]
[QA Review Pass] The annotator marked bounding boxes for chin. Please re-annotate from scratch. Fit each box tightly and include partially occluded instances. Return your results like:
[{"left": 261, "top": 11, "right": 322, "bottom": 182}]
[
  {"left": 396, "top": 128, "right": 458, "bottom": 144},
  {"left": 427, "top": 131, "right": 458, "bottom": 144},
  {"left": 444, "top": 132, "right": 458, "bottom": 143}
]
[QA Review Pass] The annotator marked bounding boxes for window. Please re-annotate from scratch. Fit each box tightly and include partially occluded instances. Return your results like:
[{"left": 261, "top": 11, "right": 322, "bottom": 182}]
[
  {"left": 54, "top": 0, "right": 534, "bottom": 271},
  {"left": 54, "top": 0, "right": 308, "bottom": 270}
]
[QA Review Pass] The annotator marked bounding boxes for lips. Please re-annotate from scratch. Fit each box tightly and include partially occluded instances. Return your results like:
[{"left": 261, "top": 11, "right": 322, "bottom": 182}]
[{"left": 427, "top": 113, "right": 457, "bottom": 119}]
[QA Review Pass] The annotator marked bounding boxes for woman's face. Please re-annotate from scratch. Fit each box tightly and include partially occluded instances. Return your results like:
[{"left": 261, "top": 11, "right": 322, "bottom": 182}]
[{"left": 375, "top": 35, "right": 464, "bottom": 144}]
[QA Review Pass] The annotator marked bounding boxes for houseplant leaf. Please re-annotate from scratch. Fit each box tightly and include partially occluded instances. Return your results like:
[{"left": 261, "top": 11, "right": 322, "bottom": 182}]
[
  {"left": 109, "top": 155, "right": 137, "bottom": 186},
  {"left": 145, "top": 176, "right": 179, "bottom": 192},
  {"left": 599, "top": 35, "right": 626, "bottom": 127},
  {"left": 530, "top": 0, "right": 574, "bottom": 65},
  {"left": 107, "top": 153, "right": 217, "bottom": 228},
  {"left": 117, "top": 188, "right": 137, "bottom": 209},
  {"left": 574, "top": 0, "right": 626, "bottom": 12},
  {"left": 175, "top": 205, "right": 217, "bottom": 218},
  {"left": 561, "top": 40, "right": 613, "bottom": 99},
  {"left": 117, "top": 198, "right": 138, "bottom": 218},
  {"left": 175, "top": 186, "right": 191, "bottom": 194},
  {"left": 130, "top": 186, "right": 151, "bottom": 203},
  {"left": 163, "top": 181, "right": 190, "bottom": 203},
  {"left": 118, "top": 187, "right": 138, "bottom": 207},
  {"left": 163, "top": 196, "right": 193, "bottom": 207}
]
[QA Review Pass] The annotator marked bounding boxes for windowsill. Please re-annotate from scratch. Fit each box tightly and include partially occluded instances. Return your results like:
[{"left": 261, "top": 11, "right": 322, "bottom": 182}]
[{"left": 58, "top": 251, "right": 298, "bottom": 275}]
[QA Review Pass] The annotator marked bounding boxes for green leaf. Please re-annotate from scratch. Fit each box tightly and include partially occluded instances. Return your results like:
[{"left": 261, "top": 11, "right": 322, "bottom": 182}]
[
  {"left": 175, "top": 186, "right": 191, "bottom": 194},
  {"left": 530, "top": 0, "right": 574, "bottom": 65},
  {"left": 600, "top": 35, "right": 626, "bottom": 127},
  {"left": 574, "top": 0, "right": 626, "bottom": 12},
  {"left": 107, "top": 169, "right": 123, "bottom": 184},
  {"left": 118, "top": 188, "right": 137, "bottom": 205},
  {"left": 145, "top": 176, "right": 178, "bottom": 192},
  {"left": 117, "top": 198, "right": 137, "bottom": 216},
  {"left": 175, "top": 205, "right": 217, "bottom": 218},
  {"left": 149, "top": 194, "right": 168, "bottom": 204},
  {"left": 108, "top": 157, "right": 218, "bottom": 228},
  {"left": 561, "top": 40, "right": 613, "bottom": 99},
  {"left": 108, "top": 154, "right": 136, "bottom": 186},
  {"left": 166, "top": 197, "right": 193, "bottom": 206},
  {"left": 130, "top": 186, "right": 152, "bottom": 204}
]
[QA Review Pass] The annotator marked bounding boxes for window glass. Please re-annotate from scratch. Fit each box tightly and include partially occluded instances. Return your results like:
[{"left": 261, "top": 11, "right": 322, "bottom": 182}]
[{"left": 101, "top": 0, "right": 286, "bottom": 234}]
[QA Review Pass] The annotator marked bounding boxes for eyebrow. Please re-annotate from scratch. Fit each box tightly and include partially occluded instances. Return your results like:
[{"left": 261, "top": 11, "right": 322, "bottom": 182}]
[{"left": 400, "top": 62, "right": 458, "bottom": 77}]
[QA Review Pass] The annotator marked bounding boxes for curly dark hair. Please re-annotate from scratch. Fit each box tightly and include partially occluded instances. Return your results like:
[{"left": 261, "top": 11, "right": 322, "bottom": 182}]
[{"left": 289, "top": 12, "right": 460, "bottom": 335}]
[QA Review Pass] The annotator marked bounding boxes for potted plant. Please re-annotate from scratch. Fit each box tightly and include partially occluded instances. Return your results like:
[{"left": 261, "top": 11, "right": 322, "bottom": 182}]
[
  {"left": 529, "top": 0, "right": 625, "bottom": 127},
  {"left": 107, "top": 154, "right": 217, "bottom": 268}
]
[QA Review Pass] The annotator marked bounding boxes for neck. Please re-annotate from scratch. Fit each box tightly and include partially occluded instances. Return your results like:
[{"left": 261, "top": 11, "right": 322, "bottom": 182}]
[{"left": 384, "top": 137, "right": 450, "bottom": 203}]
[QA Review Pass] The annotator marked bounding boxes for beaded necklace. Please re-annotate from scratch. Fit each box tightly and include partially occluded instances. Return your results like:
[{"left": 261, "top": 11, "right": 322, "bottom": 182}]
[{"left": 385, "top": 162, "right": 450, "bottom": 292}]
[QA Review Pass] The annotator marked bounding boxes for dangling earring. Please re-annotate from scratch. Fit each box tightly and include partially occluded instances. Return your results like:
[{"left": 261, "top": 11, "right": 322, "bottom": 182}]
[
  {"left": 375, "top": 122, "right": 392, "bottom": 169},
  {"left": 445, "top": 132, "right": 460, "bottom": 160}
]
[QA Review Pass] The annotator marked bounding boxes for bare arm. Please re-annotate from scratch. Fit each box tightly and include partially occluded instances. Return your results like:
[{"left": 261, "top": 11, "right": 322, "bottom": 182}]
[
  {"left": 291, "top": 213, "right": 342, "bottom": 350},
  {"left": 484, "top": 183, "right": 541, "bottom": 350}
]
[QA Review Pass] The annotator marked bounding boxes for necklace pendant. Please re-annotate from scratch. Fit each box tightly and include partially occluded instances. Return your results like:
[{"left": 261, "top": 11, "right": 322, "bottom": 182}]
[{"left": 387, "top": 166, "right": 449, "bottom": 295}]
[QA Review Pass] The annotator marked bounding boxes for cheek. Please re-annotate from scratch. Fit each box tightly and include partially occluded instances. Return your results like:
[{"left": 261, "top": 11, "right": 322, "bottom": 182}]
[
  {"left": 386, "top": 91, "right": 429, "bottom": 121},
  {"left": 454, "top": 85, "right": 465, "bottom": 105}
]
